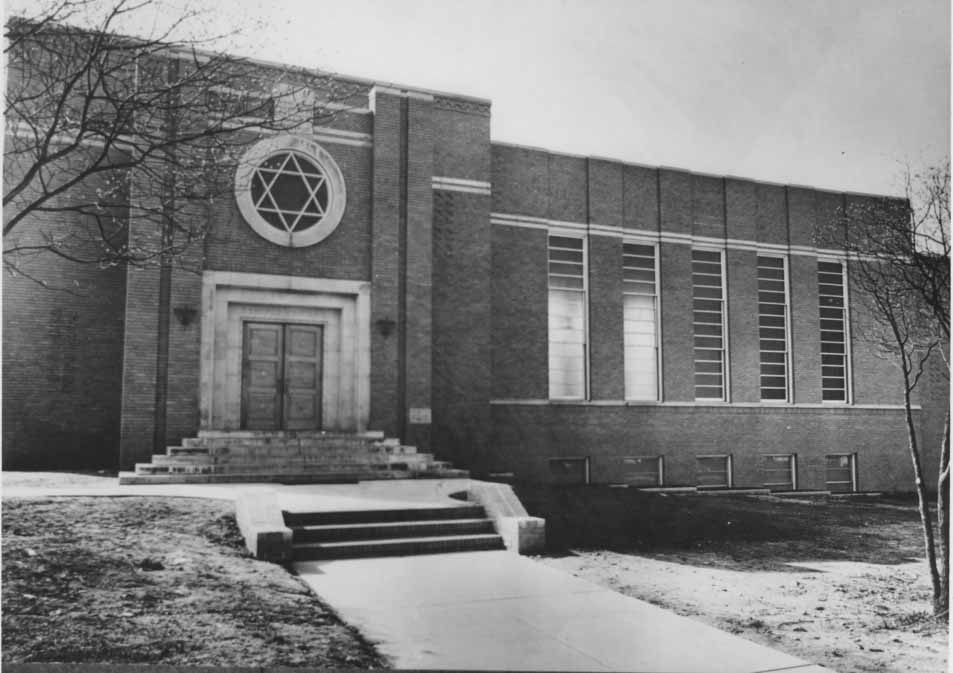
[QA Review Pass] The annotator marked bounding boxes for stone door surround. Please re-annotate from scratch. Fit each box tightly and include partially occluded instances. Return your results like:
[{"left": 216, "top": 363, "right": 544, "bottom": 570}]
[{"left": 200, "top": 271, "right": 370, "bottom": 432}]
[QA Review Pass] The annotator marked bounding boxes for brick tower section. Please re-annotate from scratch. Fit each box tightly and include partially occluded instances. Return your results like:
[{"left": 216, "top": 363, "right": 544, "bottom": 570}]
[
  {"left": 369, "top": 87, "right": 434, "bottom": 448},
  {"left": 431, "top": 96, "right": 493, "bottom": 472}
]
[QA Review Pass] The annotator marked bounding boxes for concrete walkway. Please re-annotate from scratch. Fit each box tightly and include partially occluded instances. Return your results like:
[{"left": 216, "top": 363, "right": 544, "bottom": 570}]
[
  {"left": 4, "top": 474, "right": 832, "bottom": 672},
  {"left": 296, "top": 550, "right": 830, "bottom": 672}
]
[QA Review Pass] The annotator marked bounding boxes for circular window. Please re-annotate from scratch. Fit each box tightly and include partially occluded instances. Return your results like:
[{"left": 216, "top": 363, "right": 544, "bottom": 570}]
[{"left": 235, "top": 135, "right": 346, "bottom": 247}]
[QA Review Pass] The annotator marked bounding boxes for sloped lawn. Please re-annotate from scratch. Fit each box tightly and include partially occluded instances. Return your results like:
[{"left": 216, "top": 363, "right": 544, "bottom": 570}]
[{"left": 2, "top": 496, "right": 385, "bottom": 667}]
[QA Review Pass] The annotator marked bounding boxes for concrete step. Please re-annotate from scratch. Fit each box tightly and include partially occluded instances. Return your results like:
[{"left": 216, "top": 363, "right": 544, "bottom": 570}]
[
  {"left": 135, "top": 462, "right": 415, "bottom": 475},
  {"left": 292, "top": 518, "right": 496, "bottom": 543},
  {"left": 196, "top": 430, "right": 386, "bottom": 440},
  {"left": 168, "top": 445, "right": 210, "bottom": 455},
  {"left": 292, "top": 534, "right": 505, "bottom": 560},
  {"left": 186, "top": 437, "right": 386, "bottom": 450},
  {"left": 284, "top": 504, "right": 487, "bottom": 527},
  {"left": 119, "top": 467, "right": 468, "bottom": 485},
  {"left": 153, "top": 454, "right": 214, "bottom": 465}
]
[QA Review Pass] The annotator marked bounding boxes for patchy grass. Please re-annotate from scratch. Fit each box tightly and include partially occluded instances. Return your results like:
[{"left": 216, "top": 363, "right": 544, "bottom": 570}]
[
  {"left": 2, "top": 496, "right": 386, "bottom": 667},
  {"left": 521, "top": 485, "right": 947, "bottom": 673}
]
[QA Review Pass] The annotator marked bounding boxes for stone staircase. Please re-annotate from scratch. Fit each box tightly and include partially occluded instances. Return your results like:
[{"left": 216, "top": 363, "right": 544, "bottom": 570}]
[
  {"left": 285, "top": 504, "right": 505, "bottom": 560},
  {"left": 118, "top": 430, "right": 468, "bottom": 485}
]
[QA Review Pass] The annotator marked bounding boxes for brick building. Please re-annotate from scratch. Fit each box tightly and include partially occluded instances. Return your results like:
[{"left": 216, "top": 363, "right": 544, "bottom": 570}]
[{"left": 4, "top": 50, "right": 946, "bottom": 492}]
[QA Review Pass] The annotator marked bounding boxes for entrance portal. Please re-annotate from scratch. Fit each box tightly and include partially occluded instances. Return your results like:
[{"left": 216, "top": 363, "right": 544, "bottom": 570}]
[{"left": 242, "top": 322, "right": 324, "bottom": 430}]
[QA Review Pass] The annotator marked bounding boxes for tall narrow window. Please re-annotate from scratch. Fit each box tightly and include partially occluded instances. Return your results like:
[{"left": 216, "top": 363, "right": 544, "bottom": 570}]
[
  {"left": 624, "top": 243, "right": 658, "bottom": 400},
  {"left": 692, "top": 249, "right": 726, "bottom": 400},
  {"left": 548, "top": 235, "right": 586, "bottom": 399},
  {"left": 758, "top": 256, "right": 790, "bottom": 401},
  {"left": 818, "top": 260, "right": 849, "bottom": 402}
]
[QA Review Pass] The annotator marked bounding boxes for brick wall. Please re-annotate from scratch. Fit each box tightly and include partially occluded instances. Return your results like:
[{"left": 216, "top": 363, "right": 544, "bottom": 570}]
[
  {"left": 404, "top": 95, "right": 435, "bottom": 450},
  {"left": 490, "top": 404, "right": 917, "bottom": 491},
  {"left": 588, "top": 234, "right": 624, "bottom": 399},
  {"left": 658, "top": 242, "right": 694, "bottom": 401},
  {"left": 204, "top": 133, "right": 372, "bottom": 281},
  {"left": 490, "top": 224, "right": 548, "bottom": 399},
  {"left": 431, "top": 101, "right": 493, "bottom": 471},
  {"left": 3, "top": 153, "right": 127, "bottom": 469},
  {"left": 487, "top": 144, "right": 928, "bottom": 491},
  {"left": 369, "top": 90, "right": 402, "bottom": 436},
  {"left": 726, "top": 248, "right": 760, "bottom": 402}
]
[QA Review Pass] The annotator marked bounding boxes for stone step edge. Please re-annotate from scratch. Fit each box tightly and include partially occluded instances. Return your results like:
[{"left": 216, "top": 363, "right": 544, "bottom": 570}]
[
  {"left": 196, "top": 430, "right": 386, "bottom": 440},
  {"left": 150, "top": 453, "right": 439, "bottom": 465},
  {"left": 117, "top": 468, "right": 469, "bottom": 485},
  {"left": 134, "top": 462, "right": 451, "bottom": 475},
  {"left": 291, "top": 518, "right": 496, "bottom": 542},
  {"left": 283, "top": 504, "right": 486, "bottom": 527},
  {"left": 293, "top": 533, "right": 504, "bottom": 553}
]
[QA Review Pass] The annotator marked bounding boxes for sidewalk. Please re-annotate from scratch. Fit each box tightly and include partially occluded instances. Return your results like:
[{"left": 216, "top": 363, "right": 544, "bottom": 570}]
[{"left": 296, "top": 550, "right": 830, "bottom": 672}]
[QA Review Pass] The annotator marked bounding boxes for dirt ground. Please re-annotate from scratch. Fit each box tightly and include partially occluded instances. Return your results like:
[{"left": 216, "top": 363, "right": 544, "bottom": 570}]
[
  {"left": 523, "top": 488, "right": 948, "bottom": 673},
  {"left": 2, "top": 495, "right": 386, "bottom": 667}
]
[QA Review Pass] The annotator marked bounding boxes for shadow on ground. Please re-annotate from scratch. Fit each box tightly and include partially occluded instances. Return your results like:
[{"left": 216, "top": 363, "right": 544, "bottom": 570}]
[{"left": 515, "top": 484, "right": 931, "bottom": 571}]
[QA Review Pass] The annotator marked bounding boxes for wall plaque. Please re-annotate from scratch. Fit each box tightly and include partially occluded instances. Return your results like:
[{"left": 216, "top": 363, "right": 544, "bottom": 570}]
[{"left": 408, "top": 407, "right": 432, "bottom": 424}]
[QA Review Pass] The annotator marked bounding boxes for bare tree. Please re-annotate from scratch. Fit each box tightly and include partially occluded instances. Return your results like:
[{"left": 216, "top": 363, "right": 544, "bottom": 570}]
[
  {"left": 827, "top": 162, "right": 950, "bottom": 618},
  {"left": 4, "top": 0, "right": 360, "bottom": 285}
]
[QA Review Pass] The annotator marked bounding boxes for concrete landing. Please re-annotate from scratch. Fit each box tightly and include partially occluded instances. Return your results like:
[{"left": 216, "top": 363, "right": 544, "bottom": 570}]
[
  {"left": 1, "top": 477, "right": 474, "bottom": 511},
  {"left": 296, "top": 550, "right": 832, "bottom": 672}
]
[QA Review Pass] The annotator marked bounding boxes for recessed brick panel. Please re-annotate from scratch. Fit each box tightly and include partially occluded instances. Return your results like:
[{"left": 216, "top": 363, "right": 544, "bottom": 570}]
[
  {"left": 659, "top": 169, "right": 693, "bottom": 235},
  {"left": 588, "top": 234, "right": 624, "bottom": 400},
  {"left": 490, "top": 225, "right": 548, "bottom": 399},
  {"left": 587, "top": 159, "right": 623, "bottom": 229},
  {"left": 433, "top": 108, "right": 490, "bottom": 180},
  {"left": 659, "top": 242, "right": 694, "bottom": 401},
  {"left": 623, "top": 164, "right": 660, "bottom": 232},
  {"left": 787, "top": 187, "right": 817, "bottom": 248},
  {"left": 491, "top": 144, "right": 549, "bottom": 217},
  {"left": 692, "top": 174, "right": 726, "bottom": 239},
  {"left": 547, "top": 154, "right": 588, "bottom": 223},
  {"left": 756, "top": 183, "right": 788, "bottom": 245},
  {"left": 789, "top": 255, "right": 822, "bottom": 404},
  {"left": 726, "top": 249, "right": 760, "bottom": 403},
  {"left": 725, "top": 178, "right": 757, "bottom": 242}
]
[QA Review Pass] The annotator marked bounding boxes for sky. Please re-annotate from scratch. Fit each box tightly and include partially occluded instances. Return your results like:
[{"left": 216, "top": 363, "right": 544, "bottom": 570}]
[{"left": 10, "top": 0, "right": 951, "bottom": 197}]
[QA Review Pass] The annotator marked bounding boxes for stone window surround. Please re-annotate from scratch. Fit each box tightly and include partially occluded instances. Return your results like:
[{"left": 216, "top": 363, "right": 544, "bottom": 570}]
[
  {"left": 234, "top": 134, "right": 347, "bottom": 248},
  {"left": 199, "top": 271, "right": 371, "bottom": 432}
]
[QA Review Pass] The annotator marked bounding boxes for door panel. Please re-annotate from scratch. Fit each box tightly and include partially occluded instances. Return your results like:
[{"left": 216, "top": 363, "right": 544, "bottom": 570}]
[
  {"left": 241, "top": 322, "right": 323, "bottom": 430},
  {"left": 242, "top": 323, "right": 283, "bottom": 430},
  {"left": 283, "top": 324, "right": 323, "bottom": 430}
]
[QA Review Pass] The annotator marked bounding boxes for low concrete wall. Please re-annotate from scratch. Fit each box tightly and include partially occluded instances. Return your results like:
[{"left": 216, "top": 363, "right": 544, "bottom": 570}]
[
  {"left": 466, "top": 480, "right": 545, "bottom": 554},
  {"left": 235, "top": 488, "right": 292, "bottom": 562}
]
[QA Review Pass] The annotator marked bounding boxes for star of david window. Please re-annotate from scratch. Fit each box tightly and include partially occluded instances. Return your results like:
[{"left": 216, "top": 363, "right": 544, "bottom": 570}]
[{"left": 235, "top": 136, "right": 346, "bottom": 248}]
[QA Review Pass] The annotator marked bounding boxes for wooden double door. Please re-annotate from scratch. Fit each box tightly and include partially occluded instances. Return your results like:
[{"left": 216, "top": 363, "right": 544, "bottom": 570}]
[{"left": 242, "top": 322, "right": 323, "bottom": 430}]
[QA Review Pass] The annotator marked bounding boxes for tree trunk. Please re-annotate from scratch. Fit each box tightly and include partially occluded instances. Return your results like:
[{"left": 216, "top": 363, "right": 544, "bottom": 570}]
[
  {"left": 903, "top": 383, "right": 943, "bottom": 616},
  {"left": 937, "top": 409, "right": 950, "bottom": 619}
]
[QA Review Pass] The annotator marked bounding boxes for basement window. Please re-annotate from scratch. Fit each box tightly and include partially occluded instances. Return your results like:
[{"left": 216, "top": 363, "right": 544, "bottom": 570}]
[
  {"left": 762, "top": 454, "right": 796, "bottom": 491},
  {"left": 826, "top": 454, "right": 857, "bottom": 493},
  {"left": 548, "top": 457, "right": 590, "bottom": 485},
  {"left": 696, "top": 454, "right": 732, "bottom": 489},
  {"left": 621, "top": 456, "right": 663, "bottom": 487}
]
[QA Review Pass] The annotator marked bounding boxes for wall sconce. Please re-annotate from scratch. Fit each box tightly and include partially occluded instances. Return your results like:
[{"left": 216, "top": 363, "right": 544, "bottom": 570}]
[
  {"left": 173, "top": 306, "right": 198, "bottom": 327},
  {"left": 376, "top": 317, "right": 396, "bottom": 337}
]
